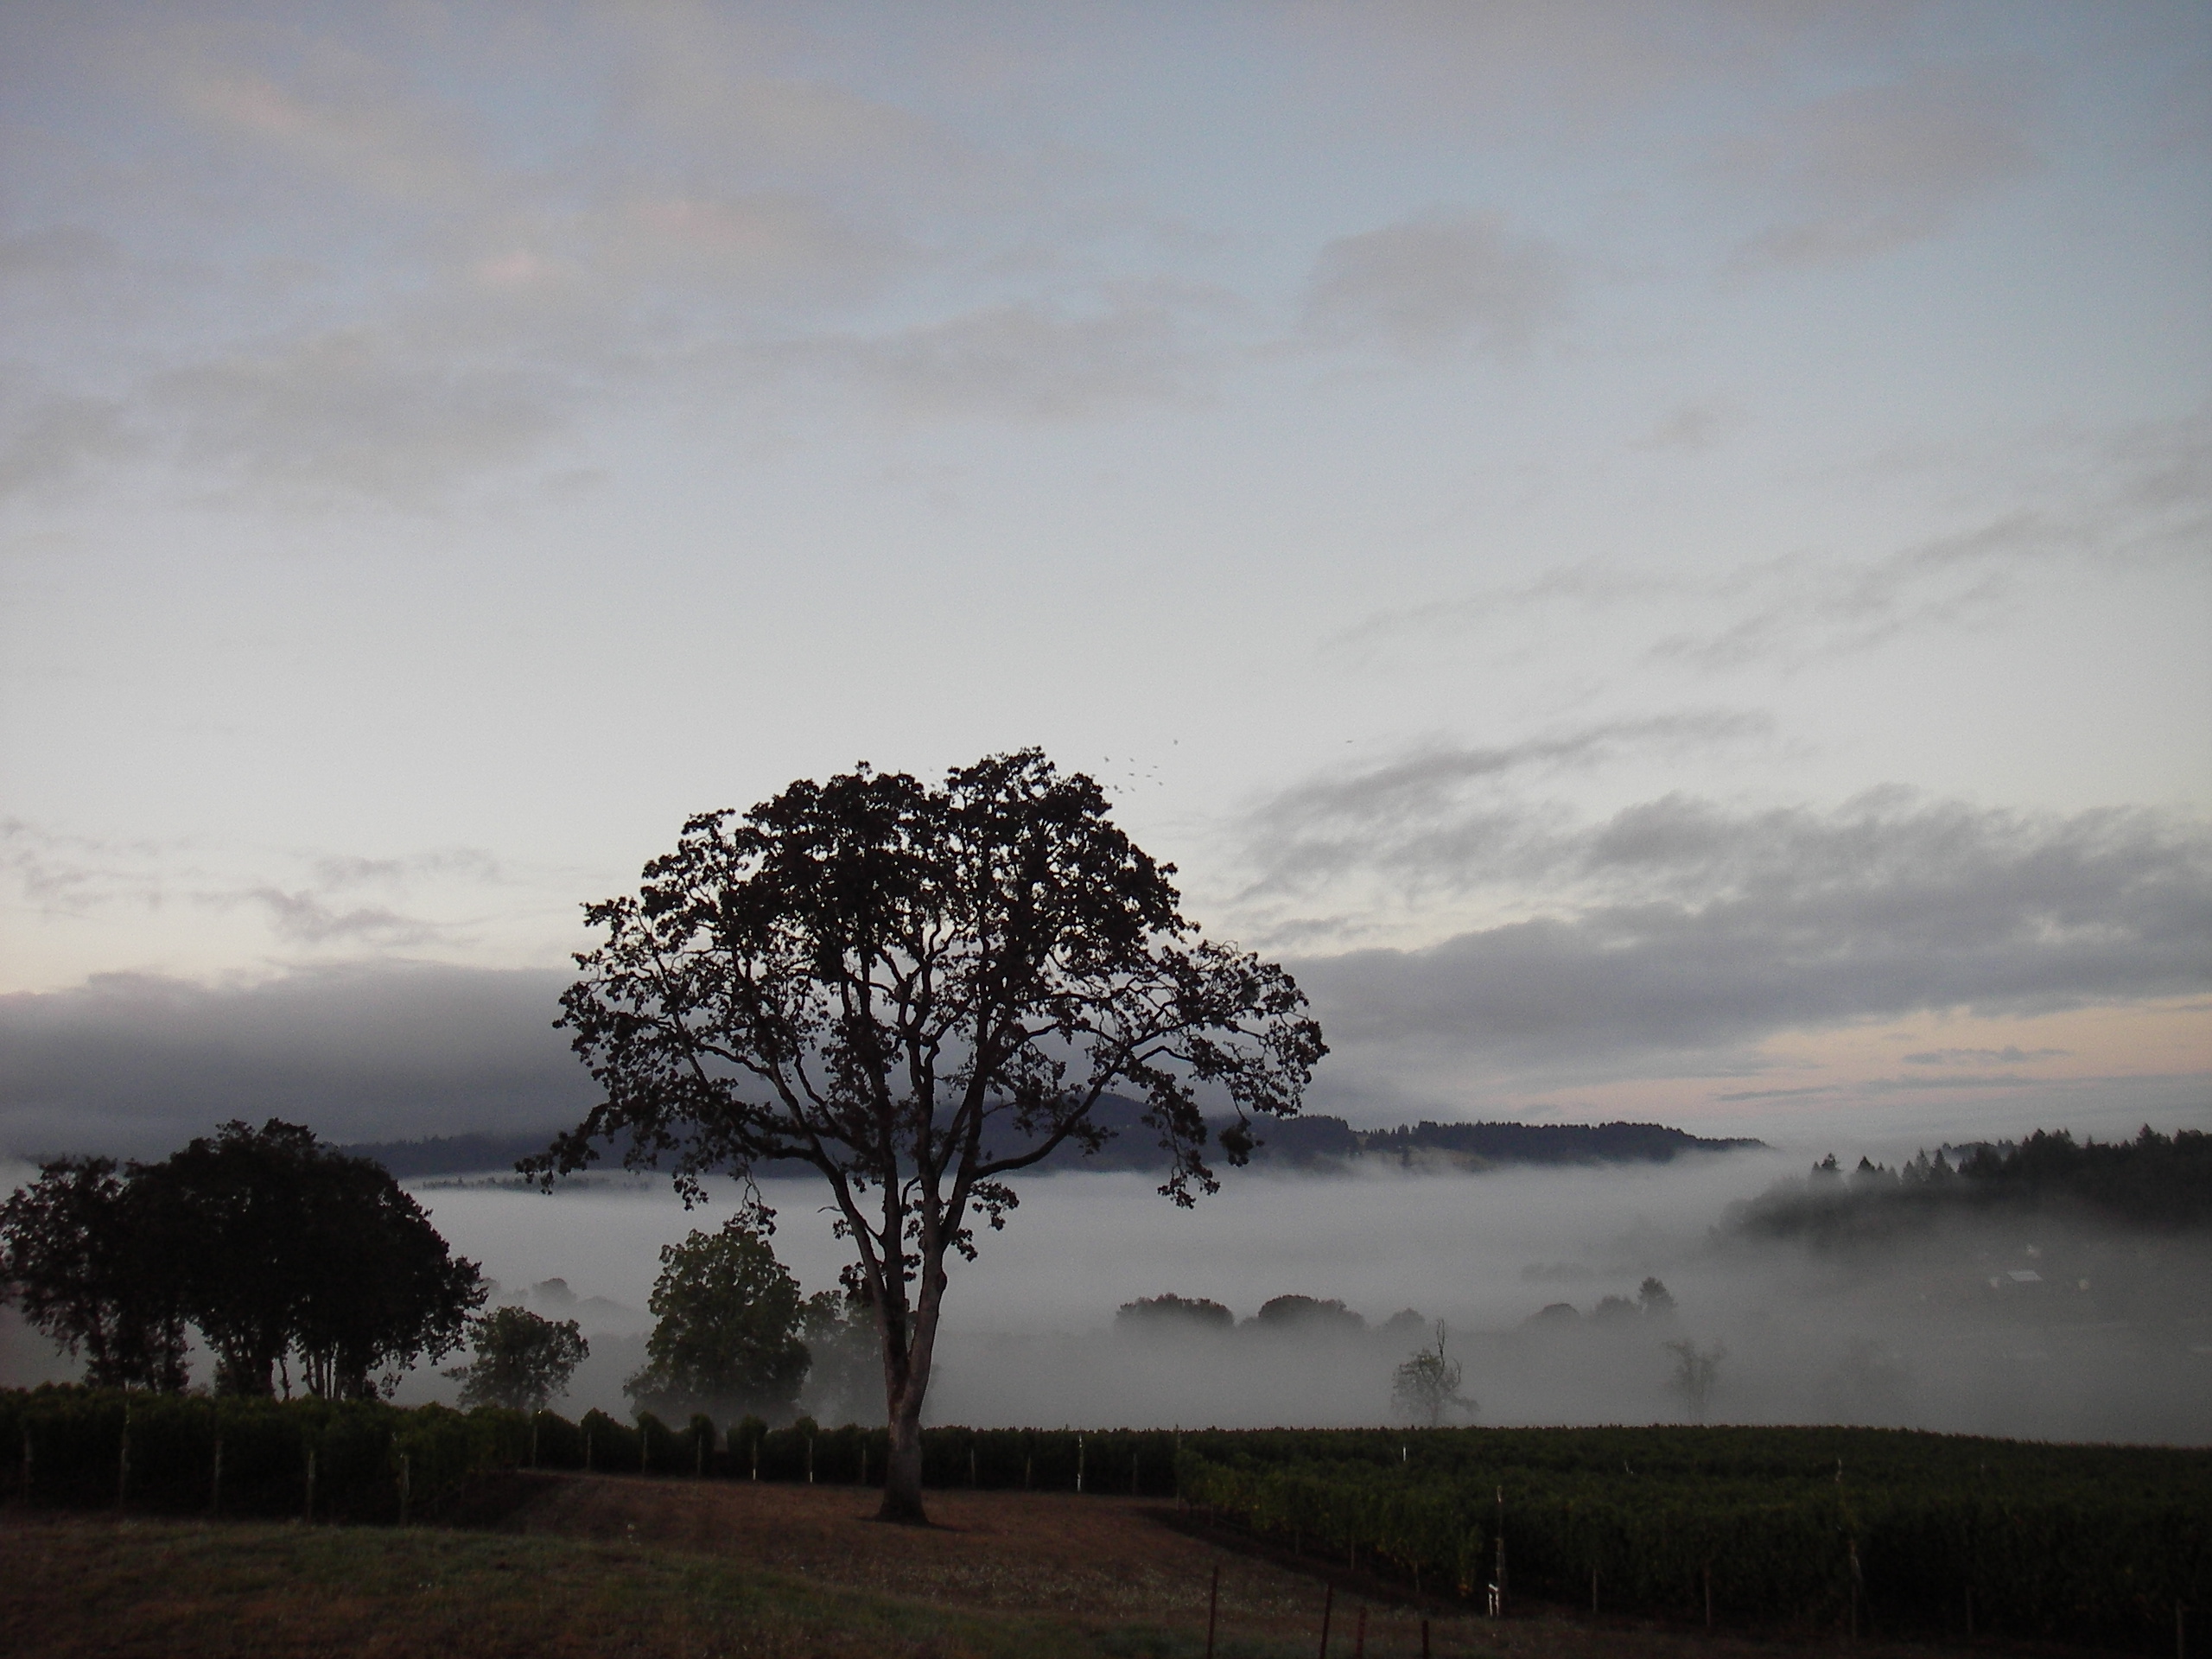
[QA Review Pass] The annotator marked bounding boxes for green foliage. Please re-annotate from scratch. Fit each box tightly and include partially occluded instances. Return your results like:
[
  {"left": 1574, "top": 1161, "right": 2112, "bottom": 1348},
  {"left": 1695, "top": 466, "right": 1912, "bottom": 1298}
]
[
  {"left": 1175, "top": 1424, "right": 2212, "bottom": 1652},
  {"left": 447, "top": 1306, "right": 588, "bottom": 1413},
  {"left": 626, "top": 1219, "right": 810, "bottom": 1423}
]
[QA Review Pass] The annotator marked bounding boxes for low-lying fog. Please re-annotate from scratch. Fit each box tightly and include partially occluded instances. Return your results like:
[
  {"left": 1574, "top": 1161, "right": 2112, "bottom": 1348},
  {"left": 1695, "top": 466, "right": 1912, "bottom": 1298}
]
[{"left": 7, "top": 1152, "right": 2207, "bottom": 1444}]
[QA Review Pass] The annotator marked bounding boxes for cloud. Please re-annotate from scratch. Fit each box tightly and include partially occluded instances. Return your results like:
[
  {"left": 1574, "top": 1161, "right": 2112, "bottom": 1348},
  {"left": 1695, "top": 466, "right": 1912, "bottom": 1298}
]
[
  {"left": 1903, "top": 1046, "right": 2068, "bottom": 1066},
  {"left": 152, "top": 329, "right": 566, "bottom": 505},
  {"left": 1301, "top": 212, "right": 1569, "bottom": 357},
  {"left": 785, "top": 289, "right": 1216, "bottom": 423},
  {"left": 1281, "top": 793, "right": 2212, "bottom": 1084},
  {"left": 244, "top": 888, "right": 440, "bottom": 948},
  {"left": 0, "top": 394, "right": 142, "bottom": 498},
  {"left": 175, "top": 58, "right": 484, "bottom": 205},
  {"left": 1724, "top": 67, "right": 2044, "bottom": 269},
  {"left": 1, "top": 819, "right": 177, "bottom": 917},
  {"left": 0, "top": 962, "right": 591, "bottom": 1160},
  {"left": 1333, "top": 410, "right": 2211, "bottom": 672},
  {"left": 0, "top": 226, "right": 121, "bottom": 283},
  {"left": 1236, "top": 713, "right": 1773, "bottom": 903},
  {"left": 1280, "top": 2, "right": 1916, "bottom": 136},
  {"left": 1633, "top": 402, "right": 1745, "bottom": 452},
  {"left": 3, "top": 821, "right": 515, "bottom": 954}
]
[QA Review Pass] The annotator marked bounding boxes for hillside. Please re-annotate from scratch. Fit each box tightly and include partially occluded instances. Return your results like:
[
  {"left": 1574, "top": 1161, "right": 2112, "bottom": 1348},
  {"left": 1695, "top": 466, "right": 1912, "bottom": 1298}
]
[{"left": 342, "top": 1109, "right": 1763, "bottom": 1181}]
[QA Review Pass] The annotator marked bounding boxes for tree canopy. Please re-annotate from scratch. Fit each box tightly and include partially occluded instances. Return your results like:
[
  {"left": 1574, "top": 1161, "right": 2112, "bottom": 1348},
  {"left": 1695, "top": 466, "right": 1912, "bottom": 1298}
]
[
  {"left": 2, "top": 1118, "right": 483, "bottom": 1398},
  {"left": 449, "top": 1306, "right": 589, "bottom": 1413},
  {"left": 0, "top": 1155, "right": 190, "bottom": 1391},
  {"left": 625, "top": 1219, "right": 810, "bottom": 1424},
  {"left": 536, "top": 750, "right": 1324, "bottom": 1520}
]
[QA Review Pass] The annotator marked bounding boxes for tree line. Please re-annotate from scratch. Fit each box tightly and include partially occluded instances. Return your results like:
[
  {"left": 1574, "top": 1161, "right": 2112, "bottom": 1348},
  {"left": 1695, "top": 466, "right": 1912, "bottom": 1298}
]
[{"left": 1731, "top": 1125, "right": 2211, "bottom": 1242}]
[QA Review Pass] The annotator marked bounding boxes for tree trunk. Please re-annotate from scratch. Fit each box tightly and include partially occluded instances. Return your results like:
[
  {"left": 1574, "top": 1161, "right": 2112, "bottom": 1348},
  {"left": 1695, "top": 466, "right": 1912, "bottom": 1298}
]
[
  {"left": 874, "top": 1245, "right": 946, "bottom": 1524},
  {"left": 880, "top": 1394, "right": 927, "bottom": 1522}
]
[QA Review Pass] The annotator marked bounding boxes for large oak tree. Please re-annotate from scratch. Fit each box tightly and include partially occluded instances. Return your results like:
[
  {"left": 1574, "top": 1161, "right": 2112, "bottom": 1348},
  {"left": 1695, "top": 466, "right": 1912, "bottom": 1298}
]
[{"left": 535, "top": 750, "right": 1324, "bottom": 1522}]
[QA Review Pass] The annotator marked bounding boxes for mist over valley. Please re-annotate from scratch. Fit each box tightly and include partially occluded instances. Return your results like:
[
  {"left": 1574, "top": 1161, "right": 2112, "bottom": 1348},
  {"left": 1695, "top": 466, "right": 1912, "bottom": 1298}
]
[{"left": 29, "top": 1133, "right": 2166, "bottom": 1446}]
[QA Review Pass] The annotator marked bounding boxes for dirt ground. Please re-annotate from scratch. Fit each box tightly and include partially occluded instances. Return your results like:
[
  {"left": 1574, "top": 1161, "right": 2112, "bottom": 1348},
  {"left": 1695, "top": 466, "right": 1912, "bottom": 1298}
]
[{"left": 460, "top": 1472, "right": 2040, "bottom": 1659}]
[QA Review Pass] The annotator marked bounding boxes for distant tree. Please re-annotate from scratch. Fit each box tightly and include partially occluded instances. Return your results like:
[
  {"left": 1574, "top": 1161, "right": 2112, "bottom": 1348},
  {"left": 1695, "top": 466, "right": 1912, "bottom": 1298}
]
[
  {"left": 1637, "top": 1276, "right": 1675, "bottom": 1318},
  {"left": 625, "top": 1219, "right": 810, "bottom": 1424},
  {"left": 1591, "top": 1294, "right": 1639, "bottom": 1325},
  {"left": 536, "top": 751, "right": 1323, "bottom": 1522},
  {"left": 1664, "top": 1338, "right": 1726, "bottom": 1421},
  {"left": 1116, "top": 1293, "right": 1235, "bottom": 1334},
  {"left": 1377, "top": 1307, "right": 1427, "bottom": 1340},
  {"left": 798, "top": 1290, "right": 881, "bottom": 1425},
  {"left": 448, "top": 1306, "right": 589, "bottom": 1412},
  {"left": 1250, "top": 1294, "right": 1364, "bottom": 1333},
  {"left": 149, "top": 1120, "right": 483, "bottom": 1397},
  {"left": 1391, "top": 1320, "right": 1475, "bottom": 1426},
  {"left": 0, "top": 1156, "right": 191, "bottom": 1391}
]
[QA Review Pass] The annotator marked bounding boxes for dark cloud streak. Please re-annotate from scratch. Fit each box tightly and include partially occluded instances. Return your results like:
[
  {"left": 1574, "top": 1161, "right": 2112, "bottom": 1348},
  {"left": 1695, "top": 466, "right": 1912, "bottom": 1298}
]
[
  {"left": 0, "top": 962, "right": 590, "bottom": 1160},
  {"left": 1278, "top": 791, "right": 2211, "bottom": 1081}
]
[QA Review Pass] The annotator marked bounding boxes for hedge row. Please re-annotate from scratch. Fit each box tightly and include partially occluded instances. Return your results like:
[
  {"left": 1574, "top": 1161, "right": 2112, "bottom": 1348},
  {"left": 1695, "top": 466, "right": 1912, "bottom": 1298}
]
[
  {"left": 1176, "top": 1426, "right": 2212, "bottom": 1654},
  {"left": 0, "top": 1388, "right": 1189, "bottom": 1521}
]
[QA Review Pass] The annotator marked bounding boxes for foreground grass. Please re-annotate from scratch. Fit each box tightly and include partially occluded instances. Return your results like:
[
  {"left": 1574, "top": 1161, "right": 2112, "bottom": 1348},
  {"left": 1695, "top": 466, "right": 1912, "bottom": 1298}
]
[{"left": 0, "top": 1511, "right": 1224, "bottom": 1659}]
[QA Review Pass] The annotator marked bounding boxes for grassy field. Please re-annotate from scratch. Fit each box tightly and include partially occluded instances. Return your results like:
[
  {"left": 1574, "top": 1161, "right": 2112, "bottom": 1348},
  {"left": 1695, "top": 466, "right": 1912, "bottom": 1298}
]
[{"left": 0, "top": 1476, "right": 2114, "bottom": 1658}]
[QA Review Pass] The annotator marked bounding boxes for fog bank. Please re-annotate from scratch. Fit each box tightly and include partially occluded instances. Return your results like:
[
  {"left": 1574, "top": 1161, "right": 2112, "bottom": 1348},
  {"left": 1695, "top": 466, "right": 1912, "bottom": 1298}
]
[{"left": 7, "top": 1153, "right": 2203, "bottom": 1444}]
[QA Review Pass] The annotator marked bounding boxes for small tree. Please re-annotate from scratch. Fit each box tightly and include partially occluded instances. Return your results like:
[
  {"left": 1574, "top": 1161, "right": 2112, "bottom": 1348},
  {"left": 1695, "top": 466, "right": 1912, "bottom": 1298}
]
[
  {"left": 537, "top": 751, "right": 1322, "bottom": 1522},
  {"left": 625, "top": 1219, "right": 810, "bottom": 1423},
  {"left": 1391, "top": 1320, "right": 1475, "bottom": 1426},
  {"left": 448, "top": 1306, "right": 588, "bottom": 1412},
  {"left": 1664, "top": 1338, "right": 1726, "bottom": 1421},
  {"left": 1637, "top": 1276, "right": 1675, "bottom": 1318}
]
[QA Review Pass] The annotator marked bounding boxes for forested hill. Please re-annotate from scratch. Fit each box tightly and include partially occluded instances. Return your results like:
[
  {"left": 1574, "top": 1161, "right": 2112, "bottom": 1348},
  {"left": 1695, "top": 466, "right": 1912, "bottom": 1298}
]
[
  {"left": 1730, "top": 1126, "right": 2211, "bottom": 1240},
  {"left": 342, "top": 1111, "right": 1761, "bottom": 1180},
  {"left": 1027, "top": 1099, "right": 1764, "bottom": 1173}
]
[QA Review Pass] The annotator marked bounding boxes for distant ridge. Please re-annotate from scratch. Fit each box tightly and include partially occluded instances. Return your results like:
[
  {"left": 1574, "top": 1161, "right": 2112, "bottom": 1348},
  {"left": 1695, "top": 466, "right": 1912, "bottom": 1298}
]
[
  {"left": 1249, "top": 1115, "right": 1765, "bottom": 1171},
  {"left": 334, "top": 1129, "right": 562, "bottom": 1179},
  {"left": 340, "top": 1109, "right": 1762, "bottom": 1180},
  {"left": 1359, "top": 1118, "right": 1767, "bottom": 1167}
]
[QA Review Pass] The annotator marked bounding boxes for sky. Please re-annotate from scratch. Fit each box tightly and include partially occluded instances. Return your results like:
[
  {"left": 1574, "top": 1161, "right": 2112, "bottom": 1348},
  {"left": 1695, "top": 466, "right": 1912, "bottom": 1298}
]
[{"left": 2, "top": 1, "right": 2208, "bottom": 1160}]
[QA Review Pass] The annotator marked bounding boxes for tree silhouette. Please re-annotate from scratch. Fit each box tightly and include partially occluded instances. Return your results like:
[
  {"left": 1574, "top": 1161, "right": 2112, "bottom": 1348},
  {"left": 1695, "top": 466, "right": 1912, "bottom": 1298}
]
[
  {"left": 536, "top": 750, "right": 1323, "bottom": 1522},
  {"left": 1664, "top": 1338, "right": 1726, "bottom": 1421},
  {"left": 0, "top": 1156, "right": 190, "bottom": 1390},
  {"left": 625, "top": 1219, "right": 810, "bottom": 1423},
  {"left": 1391, "top": 1320, "right": 1475, "bottom": 1426},
  {"left": 3, "top": 1121, "right": 481, "bottom": 1397},
  {"left": 448, "top": 1306, "right": 588, "bottom": 1413}
]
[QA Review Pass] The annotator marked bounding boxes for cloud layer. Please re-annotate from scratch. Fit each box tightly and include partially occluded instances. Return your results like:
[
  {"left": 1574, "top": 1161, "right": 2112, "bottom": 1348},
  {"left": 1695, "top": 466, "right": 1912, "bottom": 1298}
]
[
  {"left": 0, "top": 962, "right": 588, "bottom": 1159},
  {"left": 1281, "top": 790, "right": 2212, "bottom": 1087}
]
